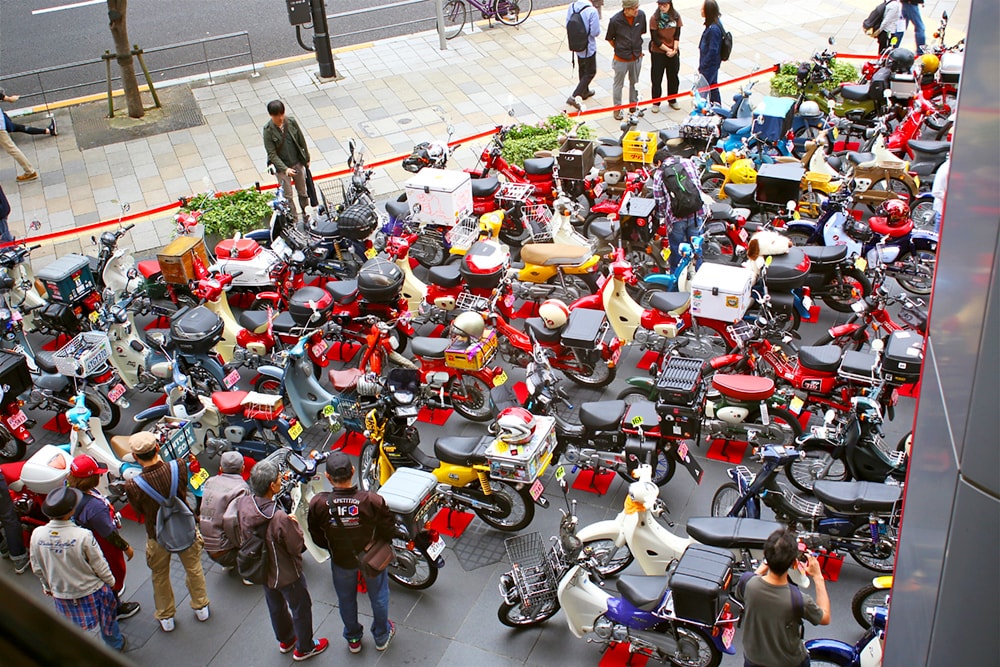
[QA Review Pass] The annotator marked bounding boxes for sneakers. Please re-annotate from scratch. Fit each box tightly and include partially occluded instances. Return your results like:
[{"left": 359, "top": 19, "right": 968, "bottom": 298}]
[
  {"left": 194, "top": 605, "right": 210, "bottom": 622},
  {"left": 581, "top": 89, "right": 596, "bottom": 100},
  {"left": 16, "top": 171, "right": 37, "bottom": 182},
  {"left": 292, "top": 638, "right": 330, "bottom": 661},
  {"left": 278, "top": 638, "right": 297, "bottom": 654},
  {"left": 651, "top": 103, "right": 661, "bottom": 113},
  {"left": 12, "top": 556, "right": 30, "bottom": 575},
  {"left": 119, "top": 636, "right": 129, "bottom": 653},
  {"left": 48, "top": 118, "right": 57, "bottom": 136},
  {"left": 375, "top": 622, "right": 395, "bottom": 652},
  {"left": 159, "top": 617, "right": 175, "bottom": 633},
  {"left": 613, "top": 110, "right": 623, "bottom": 121},
  {"left": 117, "top": 602, "right": 141, "bottom": 620},
  {"left": 242, "top": 578, "right": 255, "bottom": 586},
  {"left": 347, "top": 636, "right": 362, "bottom": 654},
  {"left": 669, "top": 100, "right": 680, "bottom": 111},
  {"left": 566, "top": 97, "right": 581, "bottom": 111}
]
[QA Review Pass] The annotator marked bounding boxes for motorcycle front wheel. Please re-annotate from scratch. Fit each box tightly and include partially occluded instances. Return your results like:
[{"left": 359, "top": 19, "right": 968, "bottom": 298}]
[
  {"left": 448, "top": 374, "right": 493, "bottom": 422},
  {"left": 820, "top": 267, "right": 871, "bottom": 313},
  {"left": 851, "top": 582, "right": 891, "bottom": 629},
  {"left": 666, "top": 626, "right": 721, "bottom": 667},
  {"left": 0, "top": 425, "right": 26, "bottom": 463},
  {"left": 387, "top": 548, "right": 437, "bottom": 589},
  {"left": 497, "top": 597, "right": 560, "bottom": 628},
  {"left": 784, "top": 444, "right": 850, "bottom": 494},
  {"left": 580, "top": 539, "right": 634, "bottom": 577},
  {"left": 85, "top": 389, "right": 120, "bottom": 431},
  {"left": 701, "top": 232, "right": 738, "bottom": 264},
  {"left": 894, "top": 249, "right": 936, "bottom": 295},
  {"left": 357, "top": 442, "right": 382, "bottom": 493},
  {"left": 474, "top": 481, "right": 534, "bottom": 531},
  {"left": 711, "top": 482, "right": 748, "bottom": 518}
]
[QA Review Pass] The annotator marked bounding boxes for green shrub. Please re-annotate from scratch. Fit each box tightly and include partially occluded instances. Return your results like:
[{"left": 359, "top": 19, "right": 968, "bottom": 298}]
[
  {"left": 769, "top": 59, "right": 859, "bottom": 97},
  {"left": 180, "top": 188, "right": 273, "bottom": 239},
  {"left": 500, "top": 114, "right": 594, "bottom": 167}
]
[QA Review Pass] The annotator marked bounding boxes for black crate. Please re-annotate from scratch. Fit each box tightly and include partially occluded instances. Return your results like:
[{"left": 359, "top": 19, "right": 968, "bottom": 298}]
[
  {"left": 561, "top": 308, "right": 607, "bottom": 349},
  {"left": 170, "top": 306, "right": 224, "bottom": 356},
  {"left": 0, "top": 352, "right": 32, "bottom": 397},
  {"left": 558, "top": 139, "right": 595, "bottom": 181},
  {"left": 755, "top": 163, "right": 804, "bottom": 206},
  {"left": 668, "top": 544, "right": 734, "bottom": 625},
  {"left": 618, "top": 196, "right": 657, "bottom": 223},
  {"left": 654, "top": 356, "right": 703, "bottom": 405},
  {"left": 881, "top": 330, "right": 923, "bottom": 384},
  {"left": 655, "top": 403, "right": 701, "bottom": 439}
]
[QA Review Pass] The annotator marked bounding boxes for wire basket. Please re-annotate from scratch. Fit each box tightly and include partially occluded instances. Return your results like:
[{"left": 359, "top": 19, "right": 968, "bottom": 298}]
[
  {"left": 779, "top": 481, "right": 826, "bottom": 518},
  {"left": 318, "top": 178, "right": 347, "bottom": 213},
  {"left": 504, "top": 532, "right": 561, "bottom": 608},
  {"left": 495, "top": 182, "right": 534, "bottom": 206},
  {"left": 523, "top": 204, "right": 555, "bottom": 242},
  {"left": 161, "top": 420, "right": 196, "bottom": 460},
  {"left": 332, "top": 396, "right": 367, "bottom": 421},
  {"left": 54, "top": 332, "right": 112, "bottom": 378},
  {"left": 445, "top": 214, "right": 481, "bottom": 252},
  {"left": 727, "top": 320, "right": 756, "bottom": 348},
  {"left": 455, "top": 292, "right": 491, "bottom": 313}
]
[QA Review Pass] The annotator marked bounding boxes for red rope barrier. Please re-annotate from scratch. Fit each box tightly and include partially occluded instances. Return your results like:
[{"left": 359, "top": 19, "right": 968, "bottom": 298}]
[{"left": 833, "top": 52, "right": 880, "bottom": 60}]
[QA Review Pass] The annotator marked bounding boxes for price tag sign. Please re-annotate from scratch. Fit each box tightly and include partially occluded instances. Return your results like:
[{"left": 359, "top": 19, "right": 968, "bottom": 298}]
[
  {"left": 789, "top": 396, "right": 805, "bottom": 415},
  {"left": 631, "top": 415, "right": 644, "bottom": 427},
  {"left": 322, "top": 404, "right": 336, "bottom": 417},
  {"left": 555, "top": 466, "right": 566, "bottom": 481},
  {"left": 492, "top": 370, "right": 508, "bottom": 387},
  {"left": 223, "top": 369, "right": 241, "bottom": 389},
  {"left": 108, "top": 383, "right": 127, "bottom": 403},
  {"left": 288, "top": 421, "right": 303, "bottom": 440},
  {"left": 855, "top": 257, "right": 868, "bottom": 272},
  {"left": 529, "top": 479, "right": 545, "bottom": 501}
]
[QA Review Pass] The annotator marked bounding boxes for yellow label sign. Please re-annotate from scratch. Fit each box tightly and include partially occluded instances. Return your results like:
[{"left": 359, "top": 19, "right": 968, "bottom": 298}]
[
  {"left": 492, "top": 370, "right": 508, "bottom": 387},
  {"left": 190, "top": 468, "right": 210, "bottom": 490},
  {"left": 288, "top": 422, "right": 303, "bottom": 440}
]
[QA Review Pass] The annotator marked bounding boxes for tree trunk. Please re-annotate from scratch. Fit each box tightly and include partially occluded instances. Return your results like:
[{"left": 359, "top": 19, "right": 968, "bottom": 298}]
[{"left": 106, "top": 0, "right": 144, "bottom": 119}]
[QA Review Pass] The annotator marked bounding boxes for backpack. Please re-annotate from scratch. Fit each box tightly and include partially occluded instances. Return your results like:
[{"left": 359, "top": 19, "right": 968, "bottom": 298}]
[
  {"left": 566, "top": 4, "right": 589, "bottom": 53},
  {"left": 659, "top": 159, "right": 703, "bottom": 219},
  {"left": 735, "top": 571, "right": 805, "bottom": 638},
  {"left": 133, "top": 460, "right": 197, "bottom": 553},
  {"left": 236, "top": 504, "right": 270, "bottom": 586},
  {"left": 863, "top": 1, "right": 888, "bottom": 33},
  {"left": 718, "top": 23, "right": 733, "bottom": 62}
]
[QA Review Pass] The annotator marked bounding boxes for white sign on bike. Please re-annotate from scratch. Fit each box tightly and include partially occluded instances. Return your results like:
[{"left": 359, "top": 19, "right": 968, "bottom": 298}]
[
  {"left": 426, "top": 536, "right": 446, "bottom": 560},
  {"left": 404, "top": 169, "right": 473, "bottom": 227}
]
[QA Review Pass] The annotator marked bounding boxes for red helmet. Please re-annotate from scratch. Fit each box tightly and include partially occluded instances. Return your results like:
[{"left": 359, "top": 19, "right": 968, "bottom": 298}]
[
  {"left": 496, "top": 407, "right": 536, "bottom": 445},
  {"left": 879, "top": 199, "right": 908, "bottom": 227}
]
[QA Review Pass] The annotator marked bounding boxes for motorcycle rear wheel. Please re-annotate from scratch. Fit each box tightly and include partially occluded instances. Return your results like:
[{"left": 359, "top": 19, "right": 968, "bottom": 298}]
[
  {"left": 616, "top": 442, "right": 676, "bottom": 486},
  {"left": 410, "top": 229, "right": 447, "bottom": 268},
  {"left": 387, "top": 549, "right": 437, "bottom": 589},
  {"left": 849, "top": 523, "right": 897, "bottom": 573},
  {"left": 784, "top": 444, "right": 850, "bottom": 494},
  {"left": 667, "top": 626, "right": 721, "bottom": 667},
  {"left": 894, "top": 250, "right": 936, "bottom": 295},
  {"left": 447, "top": 374, "right": 493, "bottom": 422},
  {"left": 580, "top": 539, "right": 634, "bottom": 577},
  {"left": 701, "top": 232, "right": 738, "bottom": 264},
  {"left": 561, "top": 352, "right": 615, "bottom": 388},
  {"left": 0, "top": 425, "right": 26, "bottom": 463},
  {"left": 474, "top": 481, "right": 534, "bottom": 531},
  {"left": 820, "top": 267, "right": 871, "bottom": 313},
  {"left": 497, "top": 597, "right": 560, "bottom": 628}
]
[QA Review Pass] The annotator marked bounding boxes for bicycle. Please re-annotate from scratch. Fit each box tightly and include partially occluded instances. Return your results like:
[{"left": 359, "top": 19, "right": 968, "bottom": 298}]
[{"left": 441, "top": 0, "right": 532, "bottom": 40}]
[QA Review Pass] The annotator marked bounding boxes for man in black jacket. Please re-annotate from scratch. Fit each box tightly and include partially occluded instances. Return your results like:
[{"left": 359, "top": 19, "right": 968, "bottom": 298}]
[
  {"left": 606, "top": 0, "right": 646, "bottom": 120},
  {"left": 307, "top": 452, "right": 396, "bottom": 654}
]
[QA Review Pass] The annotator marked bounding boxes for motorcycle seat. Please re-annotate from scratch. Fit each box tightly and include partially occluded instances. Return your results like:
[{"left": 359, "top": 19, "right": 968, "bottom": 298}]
[
  {"left": 647, "top": 291, "right": 690, "bottom": 316},
  {"left": 471, "top": 176, "right": 501, "bottom": 199},
  {"left": 686, "top": 517, "right": 786, "bottom": 549},
  {"left": 798, "top": 345, "right": 843, "bottom": 373},
  {"left": 743, "top": 220, "right": 764, "bottom": 233},
  {"left": 723, "top": 183, "right": 757, "bottom": 205},
  {"left": 239, "top": 309, "right": 270, "bottom": 333},
  {"left": 427, "top": 263, "right": 462, "bottom": 288},
  {"left": 617, "top": 575, "right": 668, "bottom": 612},
  {"left": 310, "top": 217, "right": 340, "bottom": 239},
  {"left": 324, "top": 280, "right": 359, "bottom": 305},
  {"left": 520, "top": 243, "right": 591, "bottom": 267},
  {"left": 1, "top": 461, "right": 25, "bottom": 485},
  {"left": 109, "top": 436, "right": 135, "bottom": 462},
  {"left": 869, "top": 215, "right": 913, "bottom": 238},
  {"left": 825, "top": 155, "right": 843, "bottom": 172},
  {"left": 721, "top": 117, "right": 752, "bottom": 136},
  {"left": 579, "top": 400, "right": 627, "bottom": 431},
  {"left": 328, "top": 368, "right": 364, "bottom": 392},
  {"left": 523, "top": 157, "right": 554, "bottom": 175},
  {"left": 385, "top": 199, "right": 410, "bottom": 220},
  {"left": 847, "top": 151, "right": 876, "bottom": 167},
  {"left": 711, "top": 374, "right": 774, "bottom": 402},
  {"left": 523, "top": 317, "right": 564, "bottom": 344},
  {"left": 813, "top": 480, "right": 901, "bottom": 514},
  {"left": 212, "top": 390, "right": 249, "bottom": 416},
  {"left": 709, "top": 201, "right": 737, "bottom": 221},
  {"left": 622, "top": 400, "right": 659, "bottom": 433},
  {"left": 587, "top": 217, "right": 619, "bottom": 242},
  {"left": 34, "top": 350, "right": 59, "bottom": 375},
  {"left": 907, "top": 139, "right": 951, "bottom": 156},
  {"left": 137, "top": 259, "right": 161, "bottom": 279},
  {"left": 410, "top": 337, "right": 451, "bottom": 359},
  {"left": 839, "top": 84, "right": 871, "bottom": 102},
  {"left": 433, "top": 435, "right": 489, "bottom": 467},
  {"left": 802, "top": 245, "right": 848, "bottom": 265},
  {"left": 595, "top": 145, "right": 624, "bottom": 161},
  {"left": 272, "top": 311, "right": 300, "bottom": 334}
]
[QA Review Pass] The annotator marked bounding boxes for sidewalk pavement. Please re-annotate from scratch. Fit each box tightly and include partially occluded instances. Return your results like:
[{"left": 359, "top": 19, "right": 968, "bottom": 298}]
[{"left": 1, "top": 0, "right": 965, "bottom": 267}]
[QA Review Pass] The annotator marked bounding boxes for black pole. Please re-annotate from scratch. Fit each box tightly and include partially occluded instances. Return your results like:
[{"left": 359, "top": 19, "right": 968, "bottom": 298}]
[{"left": 311, "top": 0, "right": 336, "bottom": 78}]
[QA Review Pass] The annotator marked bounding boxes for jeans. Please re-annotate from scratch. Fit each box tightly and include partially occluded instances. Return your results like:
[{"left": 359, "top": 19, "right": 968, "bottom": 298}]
[
  {"left": 667, "top": 215, "right": 702, "bottom": 271},
  {"left": 330, "top": 563, "right": 391, "bottom": 644},
  {"left": 901, "top": 2, "right": 926, "bottom": 50},
  {"left": 0, "top": 474, "right": 25, "bottom": 559},
  {"left": 700, "top": 66, "right": 721, "bottom": 105},
  {"left": 571, "top": 54, "right": 597, "bottom": 99},
  {"left": 145, "top": 533, "right": 210, "bottom": 620},
  {"left": 264, "top": 575, "right": 315, "bottom": 655},
  {"left": 650, "top": 52, "right": 680, "bottom": 102},
  {"left": 611, "top": 58, "right": 642, "bottom": 108}
]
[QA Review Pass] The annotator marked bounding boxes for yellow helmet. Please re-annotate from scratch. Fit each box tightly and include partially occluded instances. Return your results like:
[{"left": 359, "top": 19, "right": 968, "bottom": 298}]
[
  {"left": 920, "top": 53, "right": 939, "bottom": 74},
  {"left": 729, "top": 158, "right": 758, "bottom": 185}
]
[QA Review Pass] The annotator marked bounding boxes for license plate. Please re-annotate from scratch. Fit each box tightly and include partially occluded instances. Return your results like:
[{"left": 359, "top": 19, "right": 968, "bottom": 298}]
[
  {"left": 190, "top": 468, "right": 210, "bottom": 490},
  {"left": 611, "top": 345, "right": 622, "bottom": 366},
  {"left": 492, "top": 370, "right": 508, "bottom": 387},
  {"left": 593, "top": 182, "right": 604, "bottom": 198},
  {"left": 7, "top": 410, "right": 27, "bottom": 429},
  {"left": 323, "top": 404, "right": 336, "bottom": 417},
  {"left": 529, "top": 478, "right": 545, "bottom": 501},
  {"left": 312, "top": 339, "right": 328, "bottom": 356},
  {"left": 223, "top": 369, "right": 241, "bottom": 389},
  {"left": 288, "top": 421, "right": 303, "bottom": 440},
  {"left": 108, "top": 383, "right": 127, "bottom": 403},
  {"left": 426, "top": 536, "right": 446, "bottom": 560},
  {"left": 789, "top": 396, "right": 805, "bottom": 415},
  {"left": 854, "top": 257, "right": 868, "bottom": 272},
  {"left": 722, "top": 623, "right": 736, "bottom": 649},
  {"left": 365, "top": 247, "right": 378, "bottom": 259},
  {"left": 677, "top": 442, "right": 689, "bottom": 461}
]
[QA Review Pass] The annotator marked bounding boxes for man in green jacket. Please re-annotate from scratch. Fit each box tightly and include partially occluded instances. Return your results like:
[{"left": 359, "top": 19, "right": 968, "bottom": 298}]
[{"left": 263, "top": 100, "right": 312, "bottom": 222}]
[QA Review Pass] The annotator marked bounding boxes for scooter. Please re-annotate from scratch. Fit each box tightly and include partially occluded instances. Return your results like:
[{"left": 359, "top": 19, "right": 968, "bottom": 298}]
[
  {"left": 88, "top": 222, "right": 143, "bottom": 299},
  {"left": 0, "top": 353, "right": 34, "bottom": 462},
  {"left": 0, "top": 243, "right": 45, "bottom": 332},
  {"left": 190, "top": 269, "right": 243, "bottom": 364},
  {"left": 807, "top": 602, "right": 888, "bottom": 666},
  {"left": 145, "top": 306, "right": 241, "bottom": 393}
]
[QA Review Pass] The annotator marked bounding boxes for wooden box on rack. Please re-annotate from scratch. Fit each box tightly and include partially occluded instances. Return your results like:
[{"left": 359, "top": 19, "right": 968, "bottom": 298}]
[{"left": 157, "top": 236, "right": 209, "bottom": 285}]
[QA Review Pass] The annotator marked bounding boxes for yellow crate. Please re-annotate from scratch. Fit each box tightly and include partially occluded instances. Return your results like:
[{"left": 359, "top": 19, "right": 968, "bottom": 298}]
[
  {"left": 445, "top": 328, "right": 498, "bottom": 371},
  {"left": 622, "top": 131, "right": 659, "bottom": 164}
]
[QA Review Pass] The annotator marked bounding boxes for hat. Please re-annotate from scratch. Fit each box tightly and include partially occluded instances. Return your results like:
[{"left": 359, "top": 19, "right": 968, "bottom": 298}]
[
  {"left": 325, "top": 451, "right": 354, "bottom": 481},
  {"left": 42, "top": 486, "right": 82, "bottom": 519},
  {"left": 622, "top": 0, "right": 639, "bottom": 7},
  {"left": 220, "top": 451, "right": 245, "bottom": 474},
  {"left": 70, "top": 454, "right": 109, "bottom": 478},
  {"left": 129, "top": 431, "right": 159, "bottom": 456},
  {"left": 656, "top": 0, "right": 672, "bottom": 4}
]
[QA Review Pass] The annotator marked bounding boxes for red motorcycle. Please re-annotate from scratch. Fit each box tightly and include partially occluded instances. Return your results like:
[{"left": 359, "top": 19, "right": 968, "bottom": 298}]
[{"left": 467, "top": 126, "right": 556, "bottom": 207}]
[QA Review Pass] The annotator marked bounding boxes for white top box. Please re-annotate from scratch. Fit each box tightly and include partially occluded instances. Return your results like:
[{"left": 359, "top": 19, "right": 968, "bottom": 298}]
[
  {"left": 20, "top": 445, "right": 73, "bottom": 495},
  {"left": 689, "top": 263, "right": 755, "bottom": 323},
  {"left": 404, "top": 169, "right": 473, "bottom": 227}
]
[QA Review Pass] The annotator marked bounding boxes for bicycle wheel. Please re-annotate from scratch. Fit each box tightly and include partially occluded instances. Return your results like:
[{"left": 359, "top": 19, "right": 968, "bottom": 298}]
[
  {"left": 442, "top": 0, "right": 468, "bottom": 39},
  {"left": 494, "top": 0, "right": 532, "bottom": 26}
]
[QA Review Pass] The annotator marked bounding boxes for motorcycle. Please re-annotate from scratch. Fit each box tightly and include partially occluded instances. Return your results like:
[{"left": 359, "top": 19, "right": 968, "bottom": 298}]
[
  {"left": 470, "top": 126, "right": 557, "bottom": 206},
  {"left": 711, "top": 445, "right": 901, "bottom": 573},
  {"left": 813, "top": 273, "right": 927, "bottom": 351},
  {"left": 850, "top": 575, "right": 893, "bottom": 630},
  {"left": 0, "top": 243, "right": 45, "bottom": 332},
  {"left": 807, "top": 601, "right": 888, "bottom": 666},
  {"left": 0, "top": 352, "right": 34, "bottom": 462},
  {"left": 87, "top": 214, "right": 143, "bottom": 299}
]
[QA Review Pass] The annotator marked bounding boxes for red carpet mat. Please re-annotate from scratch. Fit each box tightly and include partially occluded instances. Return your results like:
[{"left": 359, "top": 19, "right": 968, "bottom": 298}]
[
  {"left": 417, "top": 406, "right": 453, "bottom": 425},
  {"left": 332, "top": 430, "right": 366, "bottom": 456},
  {"left": 429, "top": 508, "right": 475, "bottom": 538},
  {"left": 706, "top": 439, "right": 749, "bottom": 464},
  {"left": 571, "top": 469, "right": 616, "bottom": 495},
  {"left": 39, "top": 333, "right": 72, "bottom": 352},
  {"left": 599, "top": 642, "right": 649, "bottom": 667},
  {"left": 636, "top": 351, "right": 660, "bottom": 371},
  {"left": 42, "top": 413, "right": 70, "bottom": 434}
]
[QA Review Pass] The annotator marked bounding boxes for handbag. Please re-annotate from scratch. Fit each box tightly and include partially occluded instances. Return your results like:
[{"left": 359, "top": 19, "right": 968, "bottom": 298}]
[{"left": 327, "top": 497, "right": 395, "bottom": 578}]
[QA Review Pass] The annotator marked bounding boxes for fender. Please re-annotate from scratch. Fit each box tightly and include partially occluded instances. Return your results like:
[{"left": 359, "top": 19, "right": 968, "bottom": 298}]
[
  {"left": 708, "top": 353, "right": 743, "bottom": 371},
  {"left": 910, "top": 229, "right": 939, "bottom": 252},
  {"left": 576, "top": 518, "right": 625, "bottom": 545},
  {"left": 804, "top": 639, "right": 857, "bottom": 664},
  {"left": 134, "top": 404, "right": 170, "bottom": 422},
  {"left": 871, "top": 575, "right": 894, "bottom": 589},
  {"left": 623, "top": 376, "right": 655, "bottom": 395},
  {"left": 783, "top": 220, "right": 820, "bottom": 241},
  {"left": 256, "top": 365, "right": 284, "bottom": 383},
  {"left": 570, "top": 293, "right": 602, "bottom": 311},
  {"left": 642, "top": 273, "right": 676, "bottom": 288}
]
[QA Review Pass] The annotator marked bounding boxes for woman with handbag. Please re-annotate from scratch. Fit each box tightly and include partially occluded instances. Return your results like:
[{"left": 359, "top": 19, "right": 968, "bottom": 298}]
[{"left": 308, "top": 451, "right": 397, "bottom": 655}]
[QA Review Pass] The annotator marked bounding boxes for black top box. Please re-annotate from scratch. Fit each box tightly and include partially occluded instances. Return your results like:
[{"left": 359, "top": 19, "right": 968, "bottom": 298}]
[{"left": 668, "top": 544, "right": 734, "bottom": 625}]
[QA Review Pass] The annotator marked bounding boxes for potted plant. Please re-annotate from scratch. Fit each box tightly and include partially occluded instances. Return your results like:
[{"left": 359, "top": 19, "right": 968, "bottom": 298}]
[
  {"left": 769, "top": 60, "right": 859, "bottom": 97},
  {"left": 501, "top": 114, "right": 594, "bottom": 167},
  {"left": 179, "top": 187, "right": 274, "bottom": 246}
]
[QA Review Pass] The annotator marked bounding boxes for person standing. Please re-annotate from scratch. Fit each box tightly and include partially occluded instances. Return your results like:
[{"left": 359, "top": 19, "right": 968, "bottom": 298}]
[
  {"left": 0, "top": 90, "right": 38, "bottom": 182},
  {"left": 124, "top": 431, "right": 210, "bottom": 633},
  {"left": 565, "top": 0, "right": 601, "bottom": 110},
  {"left": 263, "top": 100, "right": 312, "bottom": 223},
  {"left": 30, "top": 486, "right": 127, "bottom": 652},
  {"left": 307, "top": 452, "right": 396, "bottom": 654},
  {"left": 741, "top": 528, "right": 831, "bottom": 667},
  {"left": 606, "top": 0, "right": 646, "bottom": 120},
  {"left": 0, "top": 182, "right": 14, "bottom": 247},
  {"left": 698, "top": 0, "right": 724, "bottom": 105},
  {"left": 67, "top": 455, "right": 141, "bottom": 621},
  {"left": 234, "top": 459, "right": 329, "bottom": 661},
  {"left": 877, "top": 0, "right": 905, "bottom": 54},
  {"left": 900, "top": 0, "right": 926, "bottom": 53},
  {"left": 649, "top": 0, "right": 683, "bottom": 112},
  {"left": 651, "top": 148, "right": 709, "bottom": 271},
  {"left": 199, "top": 451, "right": 250, "bottom": 570},
  {"left": 0, "top": 464, "right": 30, "bottom": 574}
]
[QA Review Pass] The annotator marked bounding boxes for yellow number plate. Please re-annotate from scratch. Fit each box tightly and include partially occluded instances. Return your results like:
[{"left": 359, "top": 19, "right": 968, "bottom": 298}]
[
  {"left": 322, "top": 404, "right": 336, "bottom": 417},
  {"left": 288, "top": 422, "right": 303, "bottom": 440},
  {"left": 854, "top": 257, "right": 868, "bottom": 272},
  {"left": 492, "top": 370, "right": 508, "bottom": 387},
  {"left": 365, "top": 247, "right": 377, "bottom": 259},
  {"left": 89, "top": 311, "right": 100, "bottom": 323},
  {"left": 190, "top": 468, "right": 210, "bottom": 490}
]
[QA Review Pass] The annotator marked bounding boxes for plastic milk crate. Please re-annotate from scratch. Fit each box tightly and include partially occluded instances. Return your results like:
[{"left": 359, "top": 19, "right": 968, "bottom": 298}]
[
  {"left": 623, "top": 131, "right": 658, "bottom": 164},
  {"left": 485, "top": 415, "right": 556, "bottom": 483}
]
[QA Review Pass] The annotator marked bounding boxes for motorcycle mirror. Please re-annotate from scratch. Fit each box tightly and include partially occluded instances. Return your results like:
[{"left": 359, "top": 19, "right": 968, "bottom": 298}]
[
  {"left": 942, "top": 10, "right": 947, "bottom": 19},
  {"left": 871, "top": 338, "right": 885, "bottom": 353},
  {"left": 148, "top": 332, "right": 166, "bottom": 347},
  {"left": 828, "top": 37, "right": 835, "bottom": 46},
  {"left": 786, "top": 200, "right": 797, "bottom": 212},
  {"left": 91, "top": 235, "right": 97, "bottom": 245}
]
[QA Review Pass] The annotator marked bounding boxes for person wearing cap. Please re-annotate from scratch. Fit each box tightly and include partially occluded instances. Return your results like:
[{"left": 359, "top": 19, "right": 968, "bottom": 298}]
[
  {"left": 29, "top": 486, "right": 127, "bottom": 652},
  {"left": 199, "top": 451, "right": 250, "bottom": 570},
  {"left": 67, "top": 454, "right": 141, "bottom": 621},
  {"left": 234, "top": 459, "right": 329, "bottom": 661},
  {"left": 307, "top": 451, "right": 396, "bottom": 654},
  {"left": 124, "top": 431, "right": 210, "bottom": 633},
  {"left": 649, "top": 0, "right": 683, "bottom": 112},
  {"left": 606, "top": 0, "right": 646, "bottom": 120}
]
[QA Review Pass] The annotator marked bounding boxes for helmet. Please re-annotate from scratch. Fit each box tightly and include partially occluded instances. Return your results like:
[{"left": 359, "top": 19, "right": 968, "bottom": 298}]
[
  {"left": 888, "top": 48, "right": 915, "bottom": 74},
  {"left": 497, "top": 407, "right": 536, "bottom": 445},
  {"left": 730, "top": 158, "right": 757, "bottom": 185},
  {"left": 798, "top": 100, "right": 822, "bottom": 118},
  {"left": 452, "top": 311, "right": 485, "bottom": 339},
  {"left": 538, "top": 299, "right": 570, "bottom": 329},
  {"left": 920, "top": 53, "right": 939, "bottom": 74},
  {"left": 880, "top": 199, "right": 908, "bottom": 226}
]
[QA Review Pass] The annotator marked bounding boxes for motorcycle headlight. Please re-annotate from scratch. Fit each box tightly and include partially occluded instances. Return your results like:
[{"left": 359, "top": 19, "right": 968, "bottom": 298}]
[{"left": 392, "top": 390, "right": 414, "bottom": 404}]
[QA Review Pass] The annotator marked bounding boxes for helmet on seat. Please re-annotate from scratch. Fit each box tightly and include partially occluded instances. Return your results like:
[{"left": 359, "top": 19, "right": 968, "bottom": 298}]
[
  {"left": 538, "top": 299, "right": 570, "bottom": 329},
  {"left": 920, "top": 53, "right": 940, "bottom": 74},
  {"left": 452, "top": 311, "right": 486, "bottom": 339},
  {"left": 496, "top": 407, "right": 536, "bottom": 445},
  {"left": 888, "top": 48, "right": 915, "bottom": 74},
  {"left": 879, "top": 199, "right": 908, "bottom": 226},
  {"left": 798, "top": 100, "right": 822, "bottom": 118}
]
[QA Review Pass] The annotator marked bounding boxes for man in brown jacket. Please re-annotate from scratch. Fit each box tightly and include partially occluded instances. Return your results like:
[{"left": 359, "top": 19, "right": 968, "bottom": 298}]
[
  {"left": 235, "top": 459, "right": 329, "bottom": 661},
  {"left": 262, "top": 99, "right": 312, "bottom": 222}
]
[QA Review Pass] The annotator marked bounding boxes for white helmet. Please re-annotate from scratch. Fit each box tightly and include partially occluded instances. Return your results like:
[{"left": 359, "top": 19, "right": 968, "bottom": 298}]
[
  {"left": 538, "top": 299, "right": 570, "bottom": 329},
  {"left": 799, "top": 100, "right": 822, "bottom": 118},
  {"left": 497, "top": 407, "right": 536, "bottom": 445},
  {"left": 452, "top": 311, "right": 486, "bottom": 339}
]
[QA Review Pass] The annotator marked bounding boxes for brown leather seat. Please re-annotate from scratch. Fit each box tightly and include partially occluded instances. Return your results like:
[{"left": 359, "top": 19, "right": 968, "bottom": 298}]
[
  {"left": 110, "top": 435, "right": 135, "bottom": 461},
  {"left": 520, "top": 243, "right": 592, "bottom": 267}
]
